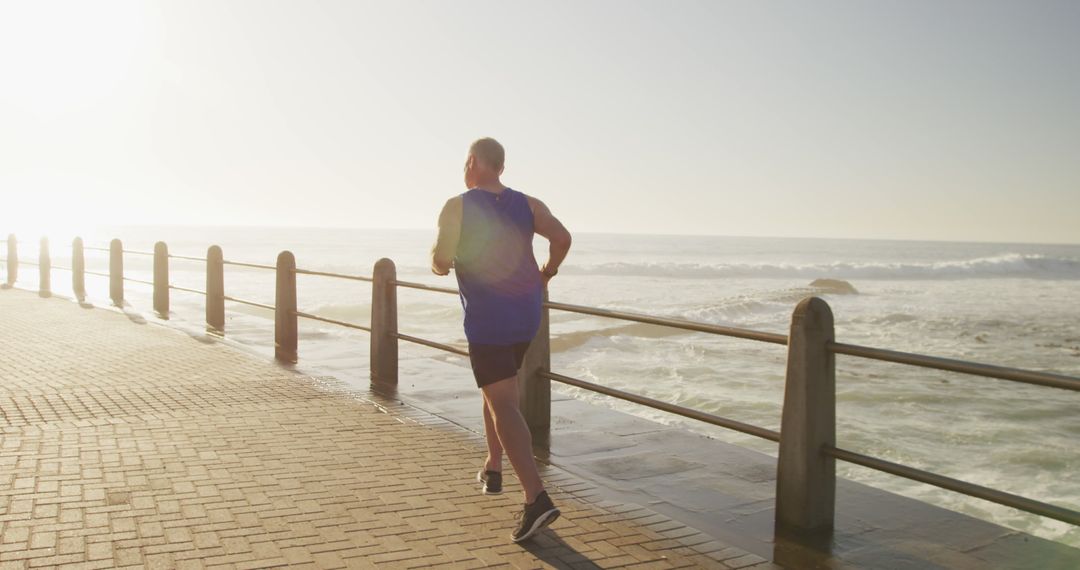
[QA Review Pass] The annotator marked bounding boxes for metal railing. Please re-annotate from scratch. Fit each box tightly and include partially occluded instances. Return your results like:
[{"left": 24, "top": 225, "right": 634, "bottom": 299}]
[{"left": 3, "top": 232, "right": 1078, "bottom": 543}]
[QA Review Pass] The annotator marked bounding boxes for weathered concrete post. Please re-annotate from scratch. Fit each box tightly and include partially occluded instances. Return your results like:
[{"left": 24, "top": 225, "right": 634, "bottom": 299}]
[
  {"left": 776, "top": 296, "right": 837, "bottom": 538},
  {"left": 275, "top": 250, "right": 298, "bottom": 363},
  {"left": 520, "top": 288, "right": 551, "bottom": 448},
  {"left": 206, "top": 246, "right": 225, "bottom": 333},
  {"left": 38, "top": 237, "right": 51, "bottom": 298},
  {"left": 4, "top": 234, "right": 17, "bottom": 288},
  {"left": 153, "top": 241, "right": 169, "bottom": 318},
  {"left": 370, "top": 258, "right": 398, "bottom": 387},
  {"left": 71, "top": 237, "right": 86, "bottom": 302},
  {"left": 109, "top": 239, "right": 124, "bottom": 306}
]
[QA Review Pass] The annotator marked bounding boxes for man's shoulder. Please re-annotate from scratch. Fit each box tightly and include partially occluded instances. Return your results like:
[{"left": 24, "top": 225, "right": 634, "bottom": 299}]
[
  {"left": 438, "top": 195, "right": 464, "bottom": 224},
  {"left": 443, "top": 194, "right": 465, "bottom": 209},
  {"left": 522, "top": 193, "right": 546, "bottom": 214}
]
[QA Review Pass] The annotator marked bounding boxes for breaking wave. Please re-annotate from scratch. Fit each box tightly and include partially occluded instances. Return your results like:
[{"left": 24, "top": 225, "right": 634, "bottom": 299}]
[{"left": 562, "top": 254, "right": 1080, "bottom": 280}]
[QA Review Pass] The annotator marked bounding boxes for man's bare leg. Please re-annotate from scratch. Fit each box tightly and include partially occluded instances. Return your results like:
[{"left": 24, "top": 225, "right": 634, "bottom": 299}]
[
  {"left": 482, "top": 398, "right": 503, "bottom": 472},
  {"left": 481, "top": 375, "right": 544, "bottom": 503}
]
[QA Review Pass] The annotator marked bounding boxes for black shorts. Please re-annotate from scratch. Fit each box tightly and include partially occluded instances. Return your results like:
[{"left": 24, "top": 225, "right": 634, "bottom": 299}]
[{"left": 469, "top": 341, "right": 532, "bottom": 388}]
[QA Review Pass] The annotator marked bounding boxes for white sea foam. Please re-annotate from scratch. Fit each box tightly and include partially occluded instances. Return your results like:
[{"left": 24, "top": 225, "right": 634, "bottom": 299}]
[{"left": 562, "top": 253, "right": 1080, "bottom": 280}]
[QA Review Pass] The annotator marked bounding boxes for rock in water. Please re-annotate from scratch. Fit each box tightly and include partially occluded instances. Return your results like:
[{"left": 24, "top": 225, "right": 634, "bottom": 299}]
[{"left": 809, "top": 278, "right": 858, "bottom": 295}]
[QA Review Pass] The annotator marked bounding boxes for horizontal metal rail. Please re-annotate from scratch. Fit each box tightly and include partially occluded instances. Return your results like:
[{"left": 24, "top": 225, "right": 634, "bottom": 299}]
[
  {"left": 169, "top": 254, "right": 207, "bottom": 263},
  {"left": 85, "top": 270, "right": 110, "bottom": 278},
  {"left": 293, "top": 310, "right": 371, "bottom": 332},
  {"left": 826, "top": 446, "right": 1080, "bottom": 526},
  {"left": 295, "top": 268, "right": 373, "bottom": 283},
  {"left": 393, "top": 279, "right": 459, "bottom": 295},
  {"left": 541, "top": 370, "right": 782, "bottom": 442},
  {"left": 83, "top": 246, "right": 153, "bottom": 257},
  {"left": 545, "top": 300, "right": 789, "bottom": 345},
  {"left": 830, "top": 342, "right": 1080, "bottom": 392},
  {"left": 395, "top": 332, "right": 469, "bottom": 357},
  {"left": 168, "top": 284, "right": 207, "bottom": 296},
  {"left": 223, "top": 260, "right": 276, "bottom": 271},
  {"left": 223, "top": 295, "right": 275, "bottom": 311},
  {"left": 79, "top": 245, "right": 157, "bottom": 255},
  {"left": 124, "top": 277, "right": 155, "bottom": 287},
  {"left": 390, "top": 281, "right": 789, "bottom": 345}
]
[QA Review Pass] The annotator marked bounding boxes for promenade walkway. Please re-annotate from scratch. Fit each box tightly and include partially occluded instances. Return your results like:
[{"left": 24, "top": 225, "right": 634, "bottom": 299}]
[{"left": 0, "top": 289, "right": 778, "bottom": 569}]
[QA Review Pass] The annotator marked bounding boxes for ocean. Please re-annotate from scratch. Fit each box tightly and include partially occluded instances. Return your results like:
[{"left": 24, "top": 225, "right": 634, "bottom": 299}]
[{"left": 8, "top": 225, "right": 1079, "bottom": 547}]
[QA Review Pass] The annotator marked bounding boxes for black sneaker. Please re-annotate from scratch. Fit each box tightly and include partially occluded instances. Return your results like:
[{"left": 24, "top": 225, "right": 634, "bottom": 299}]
[
  {"left": 511, "top": 491, "right": 560, "bottom": 543},
  {"left": 477, "top": 469, "right": 503, "bottom": 495}
]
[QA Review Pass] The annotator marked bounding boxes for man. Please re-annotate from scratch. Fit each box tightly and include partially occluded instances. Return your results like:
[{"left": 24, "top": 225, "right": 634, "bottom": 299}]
[{"left": 431, "top": 137, "right": 572, "bottom": 543}]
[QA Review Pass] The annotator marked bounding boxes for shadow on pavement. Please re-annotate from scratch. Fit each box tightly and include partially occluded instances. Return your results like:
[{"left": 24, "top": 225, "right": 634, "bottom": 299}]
[{"left": 520, "top": 529, "right": 602, "bottom": 569}]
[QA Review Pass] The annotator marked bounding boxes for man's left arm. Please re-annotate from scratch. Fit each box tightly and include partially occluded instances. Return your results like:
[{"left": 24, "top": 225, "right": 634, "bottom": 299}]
[
  {"left": 527, "top": 196, "right": 572, "bottom": 282},
  {"left": 431, "top": 196, "right": 462, "bottom": 276}
]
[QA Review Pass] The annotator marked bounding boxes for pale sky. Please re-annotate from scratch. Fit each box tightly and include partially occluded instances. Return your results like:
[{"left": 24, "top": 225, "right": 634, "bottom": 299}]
[{"left": 2, "top": 1, "right": 1078, "bottom": 243}]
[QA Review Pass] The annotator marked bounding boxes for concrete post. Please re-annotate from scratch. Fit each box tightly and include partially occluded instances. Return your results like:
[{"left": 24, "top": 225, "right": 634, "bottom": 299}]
[
  {"left": 776, "top": 296, "right": 837, "bottom": 537},
  {"left": 206, "top": 246, "right": 225, "bottom": 334},
  {"left": 153, "top": 241, "right": 169, "bottom": 318},
  {"left": 275, "top": 250, "right": 298, "bottom": 363},
  {"left": 71, "top": 237, "right": 86, "bottom": 302},
  {"left": 38, "top": 237, "right": 51, "bottom": 298},
  {"left": 520, "top": 287, "right": 551, "bottom": 448},
  {"left": 370, "top": 258, "right": 398, "bottom": 387},
  {"left": 4, "top": 234, "right": 17, "bottom": 288},
  {"left": 109, "top": 239, "right": 124, "bottom": 306}
]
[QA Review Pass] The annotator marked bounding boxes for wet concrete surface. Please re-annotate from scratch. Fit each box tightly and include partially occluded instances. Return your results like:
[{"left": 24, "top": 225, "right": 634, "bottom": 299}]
[{"left": 390, "top": 362, "right": 1080, "bottom": 570}]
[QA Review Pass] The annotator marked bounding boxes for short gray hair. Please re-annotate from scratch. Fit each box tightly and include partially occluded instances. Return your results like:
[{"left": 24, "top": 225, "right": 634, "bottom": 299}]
[{"left": 469, "top": 137, "right": 505, "bottom": 171}]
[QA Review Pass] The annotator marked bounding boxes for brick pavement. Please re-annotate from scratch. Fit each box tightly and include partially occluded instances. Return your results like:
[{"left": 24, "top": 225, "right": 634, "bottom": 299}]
[{"left": 0, "top": 289, "right": 780, "bottom": 569}]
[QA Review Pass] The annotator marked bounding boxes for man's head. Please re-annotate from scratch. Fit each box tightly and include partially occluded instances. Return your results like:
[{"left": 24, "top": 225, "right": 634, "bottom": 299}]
[{"left": 465, "top": 137, "right": 505, "bottom": 188}]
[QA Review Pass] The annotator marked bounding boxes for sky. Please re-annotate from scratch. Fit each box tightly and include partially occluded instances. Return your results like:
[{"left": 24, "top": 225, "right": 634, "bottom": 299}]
[{"left": 1, "top": 1, "right": 1078, "bottom": 243}]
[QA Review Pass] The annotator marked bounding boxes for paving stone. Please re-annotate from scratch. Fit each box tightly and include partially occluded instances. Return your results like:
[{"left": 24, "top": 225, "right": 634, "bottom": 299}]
[{"left": 0, "top": 290, "right": 766, "bottom": 568}]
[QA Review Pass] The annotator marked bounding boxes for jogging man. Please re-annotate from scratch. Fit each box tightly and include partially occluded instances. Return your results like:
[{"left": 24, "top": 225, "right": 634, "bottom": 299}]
[{"left": 431, "top": 138, "right": 572, "bottom": 543}]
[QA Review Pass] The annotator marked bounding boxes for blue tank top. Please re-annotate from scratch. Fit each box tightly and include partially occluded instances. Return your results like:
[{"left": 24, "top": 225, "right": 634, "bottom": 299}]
[{"left": 455, "top": 188, "right": 542, "bottom": 345}]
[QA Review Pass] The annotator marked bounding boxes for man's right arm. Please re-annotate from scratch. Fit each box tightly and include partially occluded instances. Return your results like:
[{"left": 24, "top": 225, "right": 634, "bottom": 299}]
[
  {"left": 431, "top": 197, "right": 462, "bottom": 276},
  {"left": 528, "top": 197, "right": 572, "bottom": 280}
]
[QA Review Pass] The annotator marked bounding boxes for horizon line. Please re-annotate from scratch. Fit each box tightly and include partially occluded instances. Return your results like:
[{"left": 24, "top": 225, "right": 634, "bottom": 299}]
[{"left": 2, "top": 222, "right": 1079, "bottom": 248}]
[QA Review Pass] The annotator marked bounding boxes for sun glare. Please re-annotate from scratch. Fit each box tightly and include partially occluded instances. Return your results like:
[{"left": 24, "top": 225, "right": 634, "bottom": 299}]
[{"left": 5, "top": 192, "right": 104, "bottom": 246}]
